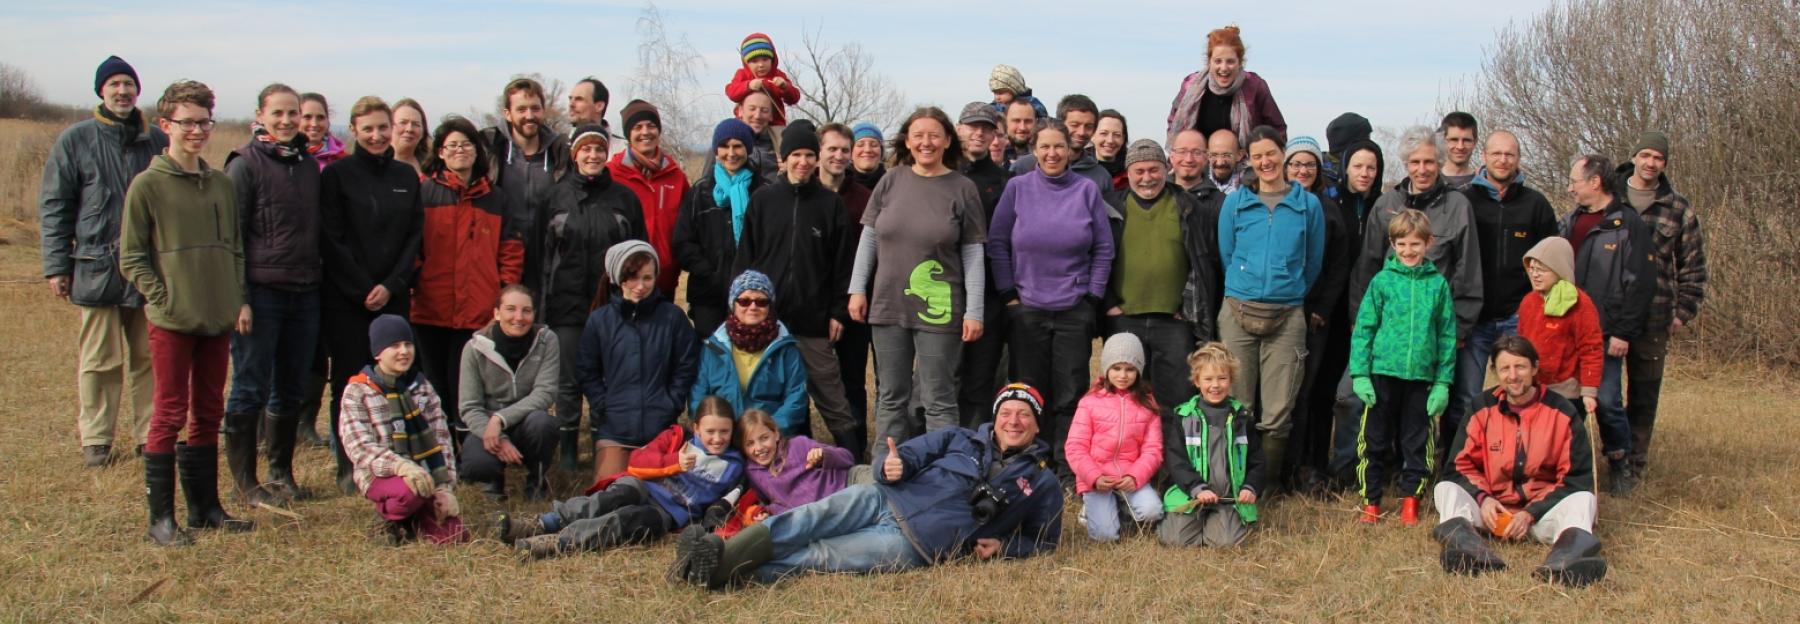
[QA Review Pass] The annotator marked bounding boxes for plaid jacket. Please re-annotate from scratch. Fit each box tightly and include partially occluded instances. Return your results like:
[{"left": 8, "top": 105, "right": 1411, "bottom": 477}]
[
  {"left": 1616, "top": 166, "right": 1707, "bottom": 327},
  {"left": 338, "top": 370, "right": 457, "bottom": 495}
]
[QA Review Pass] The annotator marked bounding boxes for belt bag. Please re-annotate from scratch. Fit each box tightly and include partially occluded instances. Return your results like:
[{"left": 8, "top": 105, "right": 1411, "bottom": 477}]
[{"left": 1227, "top": 298, "right": 1293, "bottom": 337}]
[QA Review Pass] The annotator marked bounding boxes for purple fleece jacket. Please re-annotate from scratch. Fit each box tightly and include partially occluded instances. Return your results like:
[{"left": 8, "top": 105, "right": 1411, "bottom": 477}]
[
  {"left": 988, "top": 169, "right": 1116, "bottom": 311},
  {"left": 747, "top": 435, "right": 855, "bottom": 515}
]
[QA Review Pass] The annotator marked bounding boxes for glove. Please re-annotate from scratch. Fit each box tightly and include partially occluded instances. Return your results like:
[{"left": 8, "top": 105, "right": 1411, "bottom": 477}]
[
  {"left": 432, "top": 486, "right": 460, "bottom": 519},
  {"left": 1352, "top": 376, "right": 1377, "bottom": 407},
  {"left": 1426, "top": 383, "right": 1451, "bottom": 417},
  {"left": 397, "top": 462, "right": 434, "bottom": 498}
]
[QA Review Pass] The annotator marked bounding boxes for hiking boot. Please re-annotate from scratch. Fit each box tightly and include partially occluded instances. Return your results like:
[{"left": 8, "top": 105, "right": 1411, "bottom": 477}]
[
  {"left": 684, "top": 523, "right": 774, "bottom": 589},
  {"left": 1533, "top": 528, "right": 1607, "bottom": 587},
  {"left": 263, "top": 410, "right": 311, "bottom": 502},
  {"left": 1434, "top": 517, "right": 1505, "bottom": 575},
  {"left": 1358, "top": 504, "right": 1381, "bottom": 524},
  {"left": 143, "top": 451, "right": 193, "bottom": 547},
  {"left": 83, "top": 444, "right": 113, "bottom": 468},
  {"left": 669, "top": 524, "right": 717, "bottom": 585},
  {"left": 177, "top": 444, "right": 253, "bottom": 533},
  {"left": 516, "top": 534, "right": 567, "bottom": 561},
  {"left": 224, "top": 411, "right": 279, "bottom": 507},
  {"left": 1607, "top": 456, "right": 1639, "bottom": 497},
  {"left": 1400, "top": 497, "right": 1421, "bottom": 527},
  {"left": 494, "top": 511, "right": 546, "bottom": 542}
]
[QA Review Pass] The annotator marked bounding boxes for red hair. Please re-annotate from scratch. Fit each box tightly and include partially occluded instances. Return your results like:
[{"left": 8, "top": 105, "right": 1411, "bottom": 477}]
[{"left": 1207, "top": 25, "right": 1247, "bottom": 62}]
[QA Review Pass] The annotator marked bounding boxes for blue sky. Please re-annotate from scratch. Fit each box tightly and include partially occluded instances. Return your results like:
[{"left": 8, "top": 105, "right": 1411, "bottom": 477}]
[{"left": 2, "top": 0, "right": 1557, "bottom": 146}]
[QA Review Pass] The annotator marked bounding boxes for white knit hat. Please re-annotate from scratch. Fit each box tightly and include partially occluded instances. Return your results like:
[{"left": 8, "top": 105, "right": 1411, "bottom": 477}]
[{"left": 1100, "top": 333, "right": 1145, "bottom": 373}]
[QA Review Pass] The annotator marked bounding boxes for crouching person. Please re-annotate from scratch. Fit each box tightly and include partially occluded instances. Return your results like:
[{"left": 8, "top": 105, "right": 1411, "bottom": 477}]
[
  {"left": 459, "top": 284, "right": 560, "bottom": 502},
  {"left": 1158, "top": 343, "right": 1263, "bottom": 548},
  {"left": 1434, "top": 335, "right": 1605, "bottom": 587},
  {"left": 670, "top": 383, "right": 1063, "bottom": 589},
  {"left": 339, "top": 314, "right": 468, "bottom": 545}
]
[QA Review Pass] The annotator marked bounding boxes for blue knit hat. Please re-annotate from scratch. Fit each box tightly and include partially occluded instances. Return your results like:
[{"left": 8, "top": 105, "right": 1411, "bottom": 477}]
[
  {"left": 851, "top": 122, "right": 883, "bottom": 145},
  {"left": 1285, "top": 135, "right": 1322, "bottom": 164},
  {"left": 94, "top": 55, "right": 138, "bottom": 97},
  {"left": 728, "top": 270, "right": 775, "bottom": 306},
  {"left": 713, "top": 118, "right": 755, "bottom": 150},
  {"left": 368, "top": 314, "right": 415, "bottom": 359}
]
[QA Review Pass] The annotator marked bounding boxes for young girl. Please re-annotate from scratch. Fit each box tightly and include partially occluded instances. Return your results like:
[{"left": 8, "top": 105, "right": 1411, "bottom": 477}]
[
  {"left": 1158, "top": 342, "right": 1263, "bottom": 548},
  {"left": 499, "top": 396, "right": 745, "bottom": 560},
  {"left": 732, "top": 408, "right": 869, "bottom": 531},
  {"left": 1065, "top": 333, "right": 1165, "bottom": 542},
  {"left": 578, "top": 240, "right": 701, "bottom": 481}
]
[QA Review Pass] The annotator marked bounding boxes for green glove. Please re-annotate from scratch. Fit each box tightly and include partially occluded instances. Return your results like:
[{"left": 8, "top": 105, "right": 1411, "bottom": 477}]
[
  {"left": 1427, "top": 383, "right": 1451, "bottom": 417},
  {"left": 1352, "top": 376, "right": 1377, "bottom": 407}
]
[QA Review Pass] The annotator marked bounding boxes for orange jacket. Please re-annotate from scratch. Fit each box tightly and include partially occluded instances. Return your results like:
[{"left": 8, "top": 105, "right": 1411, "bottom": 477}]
[
  {"left": 1445, "top": 386, "right": 1595, "bottom": 520},
  {"left": 411, "top": 171, "right": 523, "bottom": 329}
]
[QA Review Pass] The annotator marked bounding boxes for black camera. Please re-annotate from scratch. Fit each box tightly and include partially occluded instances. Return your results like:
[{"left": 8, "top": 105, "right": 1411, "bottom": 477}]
[{"left": 969, "top": 481, "right": 1011, "bottom": 524}]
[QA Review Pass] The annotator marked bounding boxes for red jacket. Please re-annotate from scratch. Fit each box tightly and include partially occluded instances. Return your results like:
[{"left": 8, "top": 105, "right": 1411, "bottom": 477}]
[
  {"left": 1446, "top": 386, "right": 1595, "bottom": 520},
  {"left": 726, "top": 35, "right": 803, "bottom": 127},
  {"left": 585, "top": 423, "right": 686, "bottom": 494},
  {"left": 607, "top": 150, "right": 690, "bottom": 297},
  {"left": 411, "top": 171, "right": 523, "bottom": 329},
  {"left": 1516, "top": 288, "right": 1604, "bottom": 395}
]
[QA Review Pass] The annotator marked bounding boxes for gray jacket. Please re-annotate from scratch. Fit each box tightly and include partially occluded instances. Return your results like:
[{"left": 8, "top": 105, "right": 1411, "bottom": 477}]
[
  {"left": 458, "top": 323, "right": 560, "bottom": 434},
  {"left": 39, "top": 112, "right": 169, "bottom": 307},
  {"left": 1350, "top": 178, "right": 1484, "bottom": 342}
]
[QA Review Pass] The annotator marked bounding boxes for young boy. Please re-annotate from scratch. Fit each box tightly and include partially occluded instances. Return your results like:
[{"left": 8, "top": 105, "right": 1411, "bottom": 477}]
[
  {"left": 725, "top": 32, "right": 802, "bottom": 127},
  {"left": 119, "top": 79, "right": 255, "bottom": 546},
  {"left": 1157, "top": 342, "right": 1264, "bottom": 548},
  {"left": 339, "top": 314, "right": 467, "bottom": 545},
  {"left": 1349, "top": 208, "right": 1456, "bottom": 526}
]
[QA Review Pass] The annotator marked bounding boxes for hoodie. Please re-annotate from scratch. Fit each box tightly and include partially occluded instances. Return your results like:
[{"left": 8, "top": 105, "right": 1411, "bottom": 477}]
[
  {"left": 725, "top": 32, "right": 803, "bottom": 126},
  {"left": 119, "top": 156, "right": 245, "bottom": 336}
]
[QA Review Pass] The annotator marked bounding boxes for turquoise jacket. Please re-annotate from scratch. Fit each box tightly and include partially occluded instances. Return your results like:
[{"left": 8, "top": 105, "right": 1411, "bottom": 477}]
[
  {"left": 690, "top": 322, "right": 810, "bottom": 435},
  {"left": 1217, "top": 182, "right": 1326, "bottom": 307}
]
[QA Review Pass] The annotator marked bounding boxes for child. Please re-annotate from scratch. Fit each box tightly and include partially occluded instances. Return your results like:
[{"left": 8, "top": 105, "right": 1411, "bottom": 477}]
[
  {"left": 338, "top": 314, "right": 468, "bottom": 545},
  {"left": 730, "top": 408, "right": 870, "bottom": 532},
  {"left": 725, "top": 32, "right": 802, "bottom": 126},
  {"left": 1516, "top": 237, "right": 1604, "bottom": 417},
  {"left": 1158, "top": 343, "right": 1263, "bottom": 548},
  {"left": 1065, "top": 334, "right": 1165, "bottom": 542},
  {"left": 499, "top": 396, "right": 746, "bottom": 560},
  {"left": 1349, "top": 208, "right": 1456, "bottom": 526}
]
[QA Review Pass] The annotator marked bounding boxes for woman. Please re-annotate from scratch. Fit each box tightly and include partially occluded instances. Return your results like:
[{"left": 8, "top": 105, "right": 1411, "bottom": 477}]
[
  {"left": 848, "top": 107, "right": 987, "bottom": 446},
  {"left": 300, "top": 92, "right": 347, "bottom": 170},
  {"left": 411, "top": 116, "right": 525, "bottom": 440},
  {"left": 1324, "top": 140, "right": 1386, "bottom": 487},
  {"left": 319, "top": 96, "right": 424, "bottom": 494},
  {"left": 1284, "top": 136, "right": 1355, "bottom": 491},
  {"left": 1093, "top": 110, "right": 1130, "bottom": 191},
  {"left": 850, "top": 121, "right": 886, "bottom": 190},
  {"left": 988, "top": 118, "right": 1115, "bottom": 476},
  {"left": 673, "top": 119, "right": 763, "bottom": 337},
  {"left": 1165, "top": 26, "right": 1286, "bottom": 147},
  {"left": 691, "top": 271, "right": 809, "bottom": 435},
  {"left": 577, "top": 240, "right": 699, "bottom": 480},
  {"left": 391, "top": 98, "right": 430, "bottom": 175},
  {"left": 544, "top": 124, "right": 646, "bottom": 470},
  {"left": 458, "top": 284, "right": 560, "bottom": 502},
  {"left": 1215, "top": 125, "right": 1324, "bottom": 485}
]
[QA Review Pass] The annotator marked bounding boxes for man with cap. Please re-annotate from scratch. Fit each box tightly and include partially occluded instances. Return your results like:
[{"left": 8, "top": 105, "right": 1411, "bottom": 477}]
[
  {"left": 1101, "top": 138, "right": 1224, "bottom": 410},
  {"left": 607, "top": 100, "right": 691, "bottom": 298},
  {"left": 817, "top": 121, "right": 876, "bottom": 459},
  {"left": 951, "top": 102, "right": 1015, "bottom": 427},
  {"left": 1611, "top": 131, "right": 1705, "bottom": 491},
  {"left": 40, "top": 55, "right": 168, "bottom": 467},
  {"left": 671, "top": 382, "right": 1063, "bottom": 588},
  {"left": 481, "top": 77, "right": 569, "bottom": 300},
  {"left": 733, "top": 123, "right": 858, "bottom": 454}
]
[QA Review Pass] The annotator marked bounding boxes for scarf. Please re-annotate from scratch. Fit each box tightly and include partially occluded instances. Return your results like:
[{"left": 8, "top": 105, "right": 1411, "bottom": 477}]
[
  {"left": 1544, "top": 280, "right": 1579, "bottom": 317},
  {"left": 726, "top": 313, "right": 778, "bottom": 353},
  {"left": 712, "top": 162, "right": 755, "bottom": 243},
  {"left": 94, "top": 105, "right": 142, "bottom": 145},
  {"left": 851, "top": 165, "right": 885, "bottom": 191},
  {"left": 250, "top": 123, "right": 305, "bottom": 159},
  {"left": 1168, "top": 69, "right": 1250, "bottom": 146},
  {"left": 364, "top": 366, "right": 449, "bottom": 486},
  {"left": 491, "top": 324, "right": 535, "bottom": 370}
]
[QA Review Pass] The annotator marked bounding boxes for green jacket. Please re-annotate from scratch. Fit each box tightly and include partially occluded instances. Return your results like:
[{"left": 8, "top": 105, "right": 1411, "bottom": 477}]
[
  {"left": 1349, "top": 255, "right": 1456, "bottom": 385},
  {"left": 119, "top": 155, "right": 245, "bottom": 336},
  {"left": 1160, "top": 396, "right": 1261, "bottom": 523}
]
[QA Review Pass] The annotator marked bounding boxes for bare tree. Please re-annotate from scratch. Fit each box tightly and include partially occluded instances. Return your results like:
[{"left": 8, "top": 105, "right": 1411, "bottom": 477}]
[
  {"left": 0, "top": 62, "right": 46, "bottom": 119},
  {"left": 786, "top": 25, "right": 906, "bottom": 127},
  {"left": 627, "top": 2, "right": 709, "bottom": 164}
]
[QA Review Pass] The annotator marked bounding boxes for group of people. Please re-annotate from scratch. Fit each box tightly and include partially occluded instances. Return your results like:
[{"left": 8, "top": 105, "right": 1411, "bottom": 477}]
[{"left": 40, "top": 24, "right": 1707, "bottom": 589}]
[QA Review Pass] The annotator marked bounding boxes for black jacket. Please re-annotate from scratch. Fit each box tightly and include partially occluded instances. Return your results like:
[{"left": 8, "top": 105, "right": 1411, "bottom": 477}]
[
  {"left": 319, "top": 148, "right": 423, "bottom": 308},
  {"left": 960, "top": 156, "right": 1013, "bottom": 324},
  {"left": 225, "top": 134, "right": 321, "bottom": 290},
  {"left": 673, "top": 173, "right": 765, "bottom": 316},
  {"left": 1559, "top": 198, "right": 1656, "bottom": 341},
  {"left": 543, "top": 168, "right": 646, "bottom": 328},
  {"left": 733, "top": 175, "right": 852, "bottom": 338},
  {"left": 481, "top": 124, "right": 570, "bottom": 297},
  {"left": 1305, "top": 192, "right": 1354, "bottom": 324},
  {"left": 1463, "top": 176, "right": 1559, "bottom": 322},
  {"left": 1102, "top": 182, "right": 1224, "bottom": 341}
]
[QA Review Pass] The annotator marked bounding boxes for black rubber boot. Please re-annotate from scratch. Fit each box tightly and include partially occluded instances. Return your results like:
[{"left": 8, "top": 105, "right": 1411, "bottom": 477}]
[
  {"left": 1260, "top": 434, "right": 1289, "bottom": 497},
  {"left": 144, "top": 451, "right": 193, "bottom": 547},
  {"left": 177, "top": 444, "right": 253, "bottom": 533},
  {"left": 558, "top": 427, "right": 581, "bottom": 472},
  {"left": 1434, "top": 517, "right": 1505, "bottom": 575},
  {"left": 683, "top": 522, "right": 774, "bottom": 589},
  {"left": 1607, "top": 454, "right": 1639, "bottom": 497},
  {"left": 296, "top": 404, "right": 328, "bottom": 448},
  {"left": 263, "top": 410, "right": 310, "bottom": 502},
  {"left": 831, "top": 422, "right": 868, "bottom": 465},
  {"left": 523, "top": 461, "right": 549, "bottom": 502},
  {"left": 224, "top": 411, "right": 277, "bottom": 506},
  {"left": 1534, "top": 528, "right": 1607, "bottom": 587}
]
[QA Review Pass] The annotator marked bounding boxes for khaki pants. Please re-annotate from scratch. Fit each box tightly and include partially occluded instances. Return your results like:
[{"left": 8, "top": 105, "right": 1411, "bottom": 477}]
[
  {"left": 76, "top": 305, "right": 154, "bottom": 447},
  {"left": 1217, "top": 303, "right": 1308, "bottom": 437},
  {"left": 1433, "top": 481, "right": 1595, "bottom": 544}
]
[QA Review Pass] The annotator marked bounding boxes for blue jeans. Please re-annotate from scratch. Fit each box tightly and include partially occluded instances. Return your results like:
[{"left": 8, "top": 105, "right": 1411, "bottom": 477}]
[
  {"left": 756, "top": 484, "right": 927, "bottom": 582},
  {"left": 1082, "top": 488, "right": 1164, "bottom": 542},
  {"left": 1596, "top": 354, "right": 1630, "bottom": 457},
  {"left": 225, "top": 285, "right": 320, "bottom": 416},
  {"left": 1451, "top": 315, "right": 1517, "bottom": 423}
]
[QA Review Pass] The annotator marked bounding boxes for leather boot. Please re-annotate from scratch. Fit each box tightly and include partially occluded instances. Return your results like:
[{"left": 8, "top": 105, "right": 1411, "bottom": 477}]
[
  {"left": 516, "top": 534, "right": 567, "bottom": 561},
  {"left": 264, "top": 409, "right": 310, "bottom": 501},
  {"left": 177, "top": 443, "right": 253, "bottom": 533},
  {"left": 144, "top": 451, "right": 193, "bottom": 547},
  {"left": 1434, "top": 517, "right": 1505, "bottom": 575},
  {"left": 223, "top": 411, "right": 277, "bottom": 506},
  {"left": 1533, "top": 528, "right": 1607, "bottom": 587},
  {"left": 558, "top": 426, "right": 581, "bottom": 472},
  {"left": 494, "top": 511, "right": 547, "bottom": 542}
]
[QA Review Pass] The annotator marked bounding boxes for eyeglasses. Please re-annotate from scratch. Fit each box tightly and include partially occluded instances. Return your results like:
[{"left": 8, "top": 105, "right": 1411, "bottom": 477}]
[
  {"left": 442, "top": 141, "right": 476, "bottom": 153},
  {"left": 1287, "top": 162, "right": 1319, "bottom": 171},
  {"left": 165, "top": 118, "right": 216, "bottom": 133},
  {"left": 735, "top": 297, "right": 770, "bottom": 309},
  {"left": 1169, "top": 148, "right": 1204, "bottom": 157}
]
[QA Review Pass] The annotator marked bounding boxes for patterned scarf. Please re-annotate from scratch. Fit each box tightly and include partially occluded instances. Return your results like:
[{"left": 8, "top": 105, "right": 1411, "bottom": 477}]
[
  {"left": 712, "top": 162, "right": 755, "bottom": 243},
  {"left": 364, "top": 366, "right": 449, "bottom": 486},
  {"left": 726, "top": 313, "right": 778, "bottom": 353},
  {"left": 251, "top": 123, "right": 305, "bottom": 159}
]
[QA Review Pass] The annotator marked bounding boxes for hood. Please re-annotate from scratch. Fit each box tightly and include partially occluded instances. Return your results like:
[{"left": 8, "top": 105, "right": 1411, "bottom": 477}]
[
  {"left": 739, "top": 32, "right": 780, "bottom": 71},
  {"left": 612, "top": 148, "right": 680, "bottom": 180},
  {"left": 1335, "top": 139, "right": 1386, "bottom": 202},
  {"left": 147, "top": 154, "right": 216, "bottom": 179},
  {"left": 1325, "top": 113, "right": 1372, "bottom": 155},
  {"left": 1470, "top": 168, "right": 1527, "bottom": 201},
  {"left": 312, "top": 133, "right": 347, "bottom": 159},
  {"left": 430, "top": 168, "right": 493, "bottom": 200}
]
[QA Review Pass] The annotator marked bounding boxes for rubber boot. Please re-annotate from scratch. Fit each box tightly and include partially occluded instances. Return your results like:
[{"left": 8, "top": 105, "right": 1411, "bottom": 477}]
[
  {"left": 1607, "top": 454, "right": 1639, "bottom": 497},
  {"left": 143, "top": 451, "right": 193, "bottom": 547},
  {"left": 1261, "top": 434, "right": 1289, "bottom": 496},
  {"left": 223, "top": 411, "right": 278, "bottom": 506},
  {"left": 681, "top": 523, "right": 775, "bottom": 589},
  {"left": 1434, "top": 517, "right": 1505, "bottom": 575},
  {"left": 1400, "top": 496, "right": 1421, "bottom": 527},
  {"left": 1358, "top": 503, "right": 1381, "bottom": 524},
  {"left": 177, "top": 443, "right": 253, "bottom": 533},
  {"left": 263, "top": 409, "right": 310, "bottom": 502},
  {"left": 1533, "top": 528, "right": 1607, "bottom": 587},
  {"left": 558, "top": 426, "right": 581, "bottom": 472},
  {"left": 296, "top": 405, "right": 328, "bottom": 448}
]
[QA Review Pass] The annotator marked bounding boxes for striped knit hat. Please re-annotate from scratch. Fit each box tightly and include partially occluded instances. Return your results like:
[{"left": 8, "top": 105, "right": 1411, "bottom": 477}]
[
  {"left": 740, "top": 33, "right": 778, "bottom": 65},
  {"left": 992, "top": 383, "right": 1045, "bottom": 420}
]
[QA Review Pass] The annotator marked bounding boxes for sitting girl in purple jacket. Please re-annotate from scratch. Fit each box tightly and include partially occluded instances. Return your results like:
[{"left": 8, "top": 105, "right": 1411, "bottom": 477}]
[{"left": 735, "top": 409, "right": 871, "bottom": 525}]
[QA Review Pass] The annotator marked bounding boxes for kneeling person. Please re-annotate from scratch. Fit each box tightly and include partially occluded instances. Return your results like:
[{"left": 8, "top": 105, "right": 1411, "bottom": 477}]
[
  {"left": 459, "top": 284, "right": 560, "bottom": 502},
  {"left": 339, "top": 315, "right": 468, "bottom": 545},
  {"left": 1158, "top": 343, "right": 1263, "bottom": 547}
]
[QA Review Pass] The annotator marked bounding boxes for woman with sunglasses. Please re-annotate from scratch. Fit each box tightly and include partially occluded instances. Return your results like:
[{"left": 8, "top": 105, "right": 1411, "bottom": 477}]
[{"left": 690, "top": 271, "right": 809, "bottom": 436}]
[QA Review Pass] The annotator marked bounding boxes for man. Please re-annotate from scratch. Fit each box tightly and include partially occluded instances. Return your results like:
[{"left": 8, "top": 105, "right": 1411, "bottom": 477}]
[
  {"left": 817, "top": 122, "right": 874, "bottom": 461},
  {"left": 1009, "top": 94, "right": 1112, "bottom": 190},
  {"left": 481, "top": 78, "right": 569, "bottom": 300},
  {"left": 567, "top": 76, "right": 610, "bottom": 134},
  {"left": 39, "top": 56, "right": 167, "bottom": 467},
  {"left": 672, "top": 383, "right": 1062, "bottom": 589},
  {"left": 1168, "top": 129, "right": 1210, "bottom": 193},
  {"left": 955, "top": 102, "right": 1014, "bottom": 427},
  {"left": 1561, "top": 154, "right": 1655, "bottom": 495},
  {"left": 1433, "top": 336, "right": 1605, "bottom": 587},
  {"left": 1000, "top": 98, "right": 1037, "bottom": 169},
  {"left": 1439, "top": 112, "right": 1479, "bottom": 189},
  {"left": 1204, "top": 128, "right": 1246, "bottom": 195},
  {"left": 606, "top": 100, "right": 690, "bottom": 297},
  {"left": 1101, "top": 139, "right": 1223, "bottom": 410},
  {"left": 1611, "top": 131, "right": 1705, "bottom": 488},
  {"left": 736, "top": 91, "right": 783, "bottom": 186}
]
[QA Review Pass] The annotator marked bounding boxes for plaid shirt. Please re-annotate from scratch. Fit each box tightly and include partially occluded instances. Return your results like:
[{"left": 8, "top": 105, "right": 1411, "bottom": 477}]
[
  {"left": 338, "top": 371, "right": 457, "bottom": 494},
  {"left": 1627, "top": 174, "right": 1708, "bottom": 327}
]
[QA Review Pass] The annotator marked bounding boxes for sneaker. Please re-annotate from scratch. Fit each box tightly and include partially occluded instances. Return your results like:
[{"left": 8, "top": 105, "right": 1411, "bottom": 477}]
[{"left": 1358, "top": 504, "right": 1381, "bottom": 524}]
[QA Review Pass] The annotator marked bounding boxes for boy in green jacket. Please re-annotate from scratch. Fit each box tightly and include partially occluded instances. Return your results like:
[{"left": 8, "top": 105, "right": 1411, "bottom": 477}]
[
  {"left": 119, "top": 80, "right": 254, "bottom": 546},
  {"left": 1349, "top": 209, "right": 1455, "bottom": 527}
]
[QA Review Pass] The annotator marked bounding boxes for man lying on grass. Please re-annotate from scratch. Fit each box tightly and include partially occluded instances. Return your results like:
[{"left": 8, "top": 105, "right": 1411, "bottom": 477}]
[{"left": 670, "top": 383, "right": 1063, "bottom": 589}]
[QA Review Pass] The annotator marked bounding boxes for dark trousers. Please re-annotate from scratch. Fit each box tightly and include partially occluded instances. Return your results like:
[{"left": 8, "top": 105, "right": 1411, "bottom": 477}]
[
  {"left": 957, "top": 306, "right": 1007, "bottom": 428},
  {"left": 1356, "top": 375, "right": 1433, "bottom": 505},
  {"left": 549, "top": 476, "right": 673, "bottom": 551},
  {"left": 1625, "top": 327, "right": 1670, "bottom": 467},
  {"left": 834, "top": 318, "right": 872, "bottom": 429},
  {"left": 459, "top": 409, "right": 559, "bottom": 484},
  {"left": 1103, "top": 313, "right": 1198, "bottom": 415},
  {"left": 226, "top": 285, "right": 320, "bottom": 416},
  {"left": 413, "top": 323, "right": 471, "bottom": 430},
  {"left": 689, "top": 304, "right": 726, "bottom": 342},
  {"left": 1291, "top": 317, "right": 1341, "bottom": 484},
  {"left": 1006, "top": 303, "right": 1096, "bottom": 474},
  {"left": 552, "top": 325, "right": 586, "bottom": 431}
]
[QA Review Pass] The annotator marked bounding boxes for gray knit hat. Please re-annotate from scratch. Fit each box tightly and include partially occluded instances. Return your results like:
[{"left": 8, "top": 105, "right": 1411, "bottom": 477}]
[
  {"left": 1099, "top": 333, "right": 1145, "bottom": 373},
  {"left": 1523, "top": 236, "right": 1576, "bottom": 284},
  {"left": 604, "top": 239, "right": 658, "bottom": 284},
  {"left": 1124, "top": 139, "right": 1168, "bottom": 168}
]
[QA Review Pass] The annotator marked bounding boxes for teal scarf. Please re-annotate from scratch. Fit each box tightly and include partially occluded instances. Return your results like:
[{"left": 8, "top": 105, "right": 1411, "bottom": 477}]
[{"left": 712, "top": 162, "right": 754, "bottom": 243}]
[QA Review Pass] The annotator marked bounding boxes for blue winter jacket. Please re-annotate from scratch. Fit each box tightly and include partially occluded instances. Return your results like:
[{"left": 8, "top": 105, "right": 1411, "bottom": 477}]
[
  {"left": 1217, "top": 182, "right": 1326, "bottom": 307},
  {"left": 645, "top": 434, "right": 746, "bottom": 528},
  {"left": 872, "top": 424, "right": 1063, "bottom": 562},
  {"left": 691, "top": 322, "right": 810, "bottom": 435},
  {"left": 577, "top": 290, "right": 700, "bottom": 445}
]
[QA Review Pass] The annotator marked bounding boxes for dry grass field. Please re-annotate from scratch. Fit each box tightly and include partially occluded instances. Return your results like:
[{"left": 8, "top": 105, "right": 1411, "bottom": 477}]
[{"left": 0, "top": 118, "right": 1797, "bottom": 622}]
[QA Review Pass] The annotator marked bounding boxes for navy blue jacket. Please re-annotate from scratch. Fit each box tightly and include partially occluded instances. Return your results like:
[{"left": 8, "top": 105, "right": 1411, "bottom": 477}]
[
  {"left": 873, "top": 424, "right": 1063, "bottom": 562},
  {"left": 576, "top": 290, "right": 700, "bottom": 445}
]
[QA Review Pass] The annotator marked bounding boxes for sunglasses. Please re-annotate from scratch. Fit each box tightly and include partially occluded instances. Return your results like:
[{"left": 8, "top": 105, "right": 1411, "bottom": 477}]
[{"left": 735, "top": 297, "right": 770, "bottom": 309}]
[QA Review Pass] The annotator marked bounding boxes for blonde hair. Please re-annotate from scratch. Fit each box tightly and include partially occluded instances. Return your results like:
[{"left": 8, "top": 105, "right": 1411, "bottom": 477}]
[
  {"left": 347, "top": 95, "right": 391, "bottom": 127},
  {"left": 1186, "top": 342, "right": 1239, "bottom": 386},
  {"left": 1387, "top": 208, "right": 1433, "bottom": 242},
  {"left": 735, "top": 408, "right": 779, "bottom": 450}
]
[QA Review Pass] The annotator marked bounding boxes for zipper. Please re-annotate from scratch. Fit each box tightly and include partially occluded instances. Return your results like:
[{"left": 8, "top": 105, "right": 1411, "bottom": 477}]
[
  {"left": 1114, "top": 394, "right": 1126, "bottom": 474},
  {"left": 1512, "top": 418, "right": 1528, "bottom": 502}
]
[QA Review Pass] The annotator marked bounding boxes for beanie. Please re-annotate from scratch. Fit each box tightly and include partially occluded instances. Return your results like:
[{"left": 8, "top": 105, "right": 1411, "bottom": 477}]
[
  {"left": 728, "top": 270, "right": 776, "bottom": 306},
  {"left": 780, "top": 122, "right": 820, "bottom": 159},
  {"left": 368, "top": 314, "right": 415, "bottom": 359},
  {"left": 1285, "top": 135, "right": 1323, "bottom": 165},
  {"left": 740, "top": 32, "right": 778, "bottom": 65},
  {"left": 851, "top": 121, "right": 883, "bottom": 145},
  {"left": 1633, "top": 131, "right": 1670, "bottom": 158},
  {"left": 570, "top": 123, "right": 609, "bottom": 151},
  {"left": 1099, "top": 333, "right": 1146, "bottom": 373},
  {"left": 604, "top": 239, "right": 659, "bottom": 285},
  {"left": 1523, "top": 236, "right": 1576, "bottom": 284},
  {"left": 94, "top": 55, "right": 138, "bottom": 98},
  {"left": 992, "top": 382, "right": 1045, "bottom": 420},
  {"left": 620, "top": 99, "right": 660, "bottom": 133},
  {"left": 988, "top": 64, "right": 1028, "bottom": 95},
  {"left": 1124, "top": 139, "right": 1168, "bottom": 168},
  {"left": 712, "top": 118, "right": 755, "bottom": 150},
  {"left": 1325, "top": 113, "right": 1372, "bottom": 156}
]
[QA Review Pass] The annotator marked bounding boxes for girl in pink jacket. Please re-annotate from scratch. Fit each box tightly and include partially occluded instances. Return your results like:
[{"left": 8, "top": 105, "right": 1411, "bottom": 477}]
[{"left": 1065, "top": 333, "right": 1165, "bottom": 541}]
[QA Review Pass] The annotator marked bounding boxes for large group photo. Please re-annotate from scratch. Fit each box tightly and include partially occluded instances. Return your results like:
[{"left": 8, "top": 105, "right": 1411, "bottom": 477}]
[{"left": 2, "top": 0, "right": 1797, "bottom": 620}]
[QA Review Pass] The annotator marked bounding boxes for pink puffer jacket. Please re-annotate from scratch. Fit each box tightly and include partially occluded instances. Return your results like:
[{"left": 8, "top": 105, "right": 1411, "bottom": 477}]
[{"left": 1065, "top": 387, "right": 1163, "bottom": 494}]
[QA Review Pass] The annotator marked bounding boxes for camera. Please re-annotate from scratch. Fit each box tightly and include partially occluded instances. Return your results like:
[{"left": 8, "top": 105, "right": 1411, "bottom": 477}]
[{"left": 969, "top": 481, "right": 1011, "bottom": 524}]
